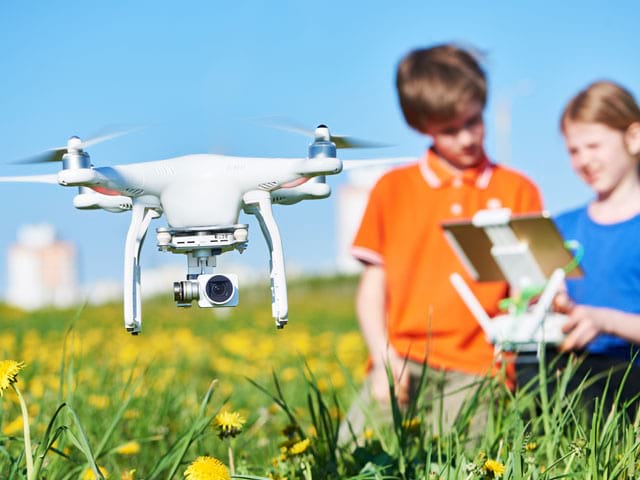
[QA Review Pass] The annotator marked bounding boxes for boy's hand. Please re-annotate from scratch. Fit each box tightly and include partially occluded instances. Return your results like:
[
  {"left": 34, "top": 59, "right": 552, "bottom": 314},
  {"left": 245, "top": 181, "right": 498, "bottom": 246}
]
[
  {"left": 560, "top": 305, "right": 608, "bottom": 351},
  {"left": 370, "top": 351, "right": 410, "bottom": 407}
]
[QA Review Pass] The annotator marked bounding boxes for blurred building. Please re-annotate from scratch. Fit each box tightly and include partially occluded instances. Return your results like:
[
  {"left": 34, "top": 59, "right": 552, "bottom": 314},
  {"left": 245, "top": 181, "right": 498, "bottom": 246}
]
[
  {"left": 83, "top": 263, "right": 188, "bottom": 305},
  {"left": 6, "top": 224, "right": 79, "bottom": 310}
]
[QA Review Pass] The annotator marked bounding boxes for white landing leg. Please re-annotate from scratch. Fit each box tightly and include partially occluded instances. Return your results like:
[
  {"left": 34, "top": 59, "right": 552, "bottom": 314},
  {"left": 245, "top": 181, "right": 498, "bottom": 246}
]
[{"left": 123, "top": 202, "right": 160, "bottom": 334}]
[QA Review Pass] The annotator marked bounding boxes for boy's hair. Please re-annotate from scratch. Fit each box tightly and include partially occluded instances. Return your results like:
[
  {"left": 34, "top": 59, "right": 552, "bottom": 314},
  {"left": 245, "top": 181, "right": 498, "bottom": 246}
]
[
  {"left": 396, "top": 44, "right": 487, "bottom": 132},
  {"left": 561, "top": 81, "right": 640, "bottom": 133}
]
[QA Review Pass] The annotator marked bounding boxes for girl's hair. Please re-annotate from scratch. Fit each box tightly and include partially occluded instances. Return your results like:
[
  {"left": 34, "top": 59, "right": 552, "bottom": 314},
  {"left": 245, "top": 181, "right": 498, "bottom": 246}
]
[{"left": 561, "top": 80, "right": 640, "bottom": 133}]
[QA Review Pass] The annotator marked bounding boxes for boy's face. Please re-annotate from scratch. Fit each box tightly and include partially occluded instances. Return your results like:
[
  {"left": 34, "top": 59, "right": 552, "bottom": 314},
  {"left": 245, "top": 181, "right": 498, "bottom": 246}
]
[
  {"left": 563, "top": 121, "right": 639, "bottom": 198},
  {"left": 424, "top": 102, "right": 485, "bottom": 170}
]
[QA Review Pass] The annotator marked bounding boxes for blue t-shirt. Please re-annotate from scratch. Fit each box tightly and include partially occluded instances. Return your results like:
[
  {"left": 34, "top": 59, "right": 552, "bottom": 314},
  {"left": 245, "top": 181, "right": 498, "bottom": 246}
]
[{"left": 555, "top": 205, "right": 640, "bottom": 360}]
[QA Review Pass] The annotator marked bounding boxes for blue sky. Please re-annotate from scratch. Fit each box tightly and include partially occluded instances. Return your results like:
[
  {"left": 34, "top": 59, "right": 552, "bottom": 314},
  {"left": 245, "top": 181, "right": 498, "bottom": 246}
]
[{"left": 1, "top": 1, "right": 639, "bottom": 293}]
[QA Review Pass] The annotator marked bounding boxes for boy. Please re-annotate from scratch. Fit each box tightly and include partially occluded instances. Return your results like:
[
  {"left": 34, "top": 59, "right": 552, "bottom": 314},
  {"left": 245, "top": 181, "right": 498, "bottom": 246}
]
[{"left": 348, "top": 44, "right": 542, "bottom": 433}]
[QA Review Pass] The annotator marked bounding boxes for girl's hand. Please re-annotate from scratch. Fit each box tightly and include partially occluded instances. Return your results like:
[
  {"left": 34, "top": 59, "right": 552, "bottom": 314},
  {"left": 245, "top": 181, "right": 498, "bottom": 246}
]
[
  {"left": 560, "top": 305, "right": 609, "bottom": 351},
  {"left": 553, "top": 290, "right": 575, "bottom": 314}
]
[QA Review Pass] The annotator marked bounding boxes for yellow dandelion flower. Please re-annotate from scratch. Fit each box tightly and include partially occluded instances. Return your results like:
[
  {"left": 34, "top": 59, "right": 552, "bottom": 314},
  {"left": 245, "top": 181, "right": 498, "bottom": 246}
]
[
  {"left": 0, "top": 360, "right": 24, "bottom": 396},
  {"left": 316, "top": 378, "right": 329, "bottom": 392},
  {"left": 483, "top": 459, "right": 505, "bottom": 477},
  {"left": 124, "top": 409, "right": 140, "bottom": 420},
  {"left": 81, "top": 465, "right": 109, "bottom": 479},
  {"left": 278, "top": 437, "right": 299, "bottom": 451},
  {"left": 280, "top": 367, "right": 297, "bottom": 382},
  {"left": 329, "top": 406, "right": 341, "bottom": 420},
  {"left": 214, "top": 410, "right": 245, "bottom": 439},
  {"left": 184, "top": 456, "right": 230, "bottom": 480},
  {"left": 288, "top": 438, "right": 310, "bottom": 456},
  {"left": 525, "top": 441, "right": 538, "bottom": 452},
  {"left": 88, "top": 394, "right": 110, "bottom": 410},
  {"left": 115, "top": 440, "right": 141, "bottom": 455},
  {"left": 363, "top": 428, "right": 374, "bottom": 441},
  {"left": 2, "top": 416, "right": 23, "bottom": 435},
  {"left": 121, "top": 470, "right": 136, "bottom": 480},
  {"left": 401, "top": 417, "right": 422, "bottom": 431}
]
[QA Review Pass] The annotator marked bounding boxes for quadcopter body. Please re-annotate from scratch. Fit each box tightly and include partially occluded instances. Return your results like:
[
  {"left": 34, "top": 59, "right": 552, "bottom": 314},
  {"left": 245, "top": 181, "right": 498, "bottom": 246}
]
[
  {"left": 66, "top": 153, "right": 340, "bottom": 226},
  {"left": 1, "top": 126, "right": 410, "bottom": 335}
]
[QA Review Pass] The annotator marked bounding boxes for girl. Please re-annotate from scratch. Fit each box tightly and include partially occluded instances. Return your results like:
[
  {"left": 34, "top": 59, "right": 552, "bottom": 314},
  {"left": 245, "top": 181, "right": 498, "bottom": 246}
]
[
  {"left": 518, "top": 81, "right": 640, "bottom": 415},
  {"left": 556, "top": 80, "right": 640, "bottom": 359}
]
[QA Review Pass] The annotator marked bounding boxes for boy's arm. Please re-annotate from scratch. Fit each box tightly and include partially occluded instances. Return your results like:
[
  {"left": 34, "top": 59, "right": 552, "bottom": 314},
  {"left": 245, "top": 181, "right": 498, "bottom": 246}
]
[{"left": 356, "top": 265, "right": 409, "bottom": 405}]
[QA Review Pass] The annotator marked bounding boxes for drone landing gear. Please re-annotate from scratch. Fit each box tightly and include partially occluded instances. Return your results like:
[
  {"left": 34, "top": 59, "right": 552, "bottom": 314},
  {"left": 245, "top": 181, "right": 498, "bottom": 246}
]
[
  {"left": 243, "top": 190, "right": 288, "bottom": 329},
  {"left": 124, "top": 201, "right": 160, "bottom": 335},
  {"left": 124, "top": 194, "right": 290, "bottom": 333}
]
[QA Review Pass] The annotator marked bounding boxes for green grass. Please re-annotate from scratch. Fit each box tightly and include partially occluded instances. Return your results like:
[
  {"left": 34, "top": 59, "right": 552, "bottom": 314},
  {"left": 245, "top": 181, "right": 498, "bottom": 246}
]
[{"left": 0, "top": 274, "right": 639, "bottom": 479}]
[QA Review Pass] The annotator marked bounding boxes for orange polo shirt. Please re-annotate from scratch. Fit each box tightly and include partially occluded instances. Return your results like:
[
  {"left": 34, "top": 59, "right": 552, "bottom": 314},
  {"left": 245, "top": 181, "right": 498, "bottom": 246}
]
[{"left": 352, "top": 149, "right": 542, "bottom": 375}]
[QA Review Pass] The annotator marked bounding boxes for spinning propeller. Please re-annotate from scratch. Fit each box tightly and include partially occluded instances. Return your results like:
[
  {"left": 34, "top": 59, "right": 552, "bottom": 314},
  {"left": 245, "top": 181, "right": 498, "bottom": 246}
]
[
  {"left": 261, "top": 117, "right": 391, "bottom": 149},
  {"left": 14, "top": 127, "right": 141, "bottom": 164}
]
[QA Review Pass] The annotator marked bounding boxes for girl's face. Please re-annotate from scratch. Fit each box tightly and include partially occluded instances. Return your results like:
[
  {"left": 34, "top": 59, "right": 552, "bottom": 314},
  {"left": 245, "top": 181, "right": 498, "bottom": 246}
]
[{"left": 563, "top": 121, "right": 639, "bottom": 198}]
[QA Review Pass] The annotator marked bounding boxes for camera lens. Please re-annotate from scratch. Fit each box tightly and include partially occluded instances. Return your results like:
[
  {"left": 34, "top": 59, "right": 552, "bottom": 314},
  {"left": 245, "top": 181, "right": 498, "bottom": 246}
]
[{"left": 205, "top": 275, "right": 234, "bottom": 304}]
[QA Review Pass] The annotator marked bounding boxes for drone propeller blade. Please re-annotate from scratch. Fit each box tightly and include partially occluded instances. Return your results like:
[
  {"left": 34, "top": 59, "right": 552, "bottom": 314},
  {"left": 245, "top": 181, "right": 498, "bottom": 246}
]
[
  {"left": 263, "top": 118, "right": 314, "bottom": 138},
  {"left": 81, "top": 126, "right": 143, "bottom": 148},
  {"left": 330, "top": 135, "right": 390, "bottom": 149},
  {"left": 0, "top": 174, "right": 59, "bottom": 184},
  {"left": 342, "top": 157, "right": 414, "bottom": 170},
  {"left": 13, "top": 126, "right": 143, "bottom": 164},
  {"left": 15, "top": 147, "right": 67, "bottom": 164},
  {"left": 261, "top": 117, "right": 390, "bottom": 149}
]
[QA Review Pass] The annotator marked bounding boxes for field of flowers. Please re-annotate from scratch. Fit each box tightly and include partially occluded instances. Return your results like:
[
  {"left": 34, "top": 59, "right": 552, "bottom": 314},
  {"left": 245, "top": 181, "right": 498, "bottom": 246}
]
[
  {"left": 1, "top": 274, "right": 640, "bottom": 479},
  {"left": 0, "top": 275, "right": 367, "bottom": 479}
]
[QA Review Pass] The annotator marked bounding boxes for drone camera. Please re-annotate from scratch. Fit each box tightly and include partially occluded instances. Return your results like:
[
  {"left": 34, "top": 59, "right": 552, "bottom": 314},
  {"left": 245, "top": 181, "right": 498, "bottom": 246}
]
[
  {"left": 199, "top": 273, "right": 239, "bottom": 308},
  {"left": 173, "top": 274, "right": 239, "bottom": 308}
]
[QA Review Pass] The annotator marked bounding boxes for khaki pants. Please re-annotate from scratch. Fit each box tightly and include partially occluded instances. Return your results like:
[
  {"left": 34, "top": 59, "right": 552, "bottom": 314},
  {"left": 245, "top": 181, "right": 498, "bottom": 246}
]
[{"left": 339, "top": 362, "right": 490, "bottom": 445}]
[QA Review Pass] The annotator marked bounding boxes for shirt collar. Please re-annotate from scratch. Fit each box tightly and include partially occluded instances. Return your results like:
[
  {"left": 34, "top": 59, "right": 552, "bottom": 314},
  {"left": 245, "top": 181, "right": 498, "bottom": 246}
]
[{"left": 418, "top": 148, "right": 493, "bottom": 189}]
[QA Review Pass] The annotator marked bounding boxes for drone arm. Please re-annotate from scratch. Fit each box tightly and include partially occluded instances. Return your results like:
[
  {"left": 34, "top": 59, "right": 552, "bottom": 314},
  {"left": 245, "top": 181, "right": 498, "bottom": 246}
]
[
  {"left": 271, "top": 180, "right": 331, "bottom": 206},
  {"left": 243, "top": 190, "right": 288, "bottom": 328},
  {"left": 123, "top": 201, "right": 160, "bottom": 334},
  {"left": 74, "top": 189, "right": 133, "bottom": 213}
]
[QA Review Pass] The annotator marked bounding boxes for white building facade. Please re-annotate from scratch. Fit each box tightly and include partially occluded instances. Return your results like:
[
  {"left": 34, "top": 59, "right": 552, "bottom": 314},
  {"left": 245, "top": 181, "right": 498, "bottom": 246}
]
[{"left": 6, "top": 224, "right": 79, "bottom": 310}]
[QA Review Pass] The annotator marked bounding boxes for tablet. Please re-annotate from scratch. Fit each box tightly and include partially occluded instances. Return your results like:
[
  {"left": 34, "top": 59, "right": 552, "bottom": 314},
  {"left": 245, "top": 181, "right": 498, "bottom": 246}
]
[{"left": 442, "top": 211, "right": 583, "bottom": 282}]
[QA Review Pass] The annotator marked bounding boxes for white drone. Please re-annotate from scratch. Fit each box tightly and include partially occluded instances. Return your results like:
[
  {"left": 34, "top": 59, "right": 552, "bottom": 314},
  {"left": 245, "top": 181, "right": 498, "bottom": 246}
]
[{"left": 1, "top": 126, "right": 409, "bottom": 334}]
